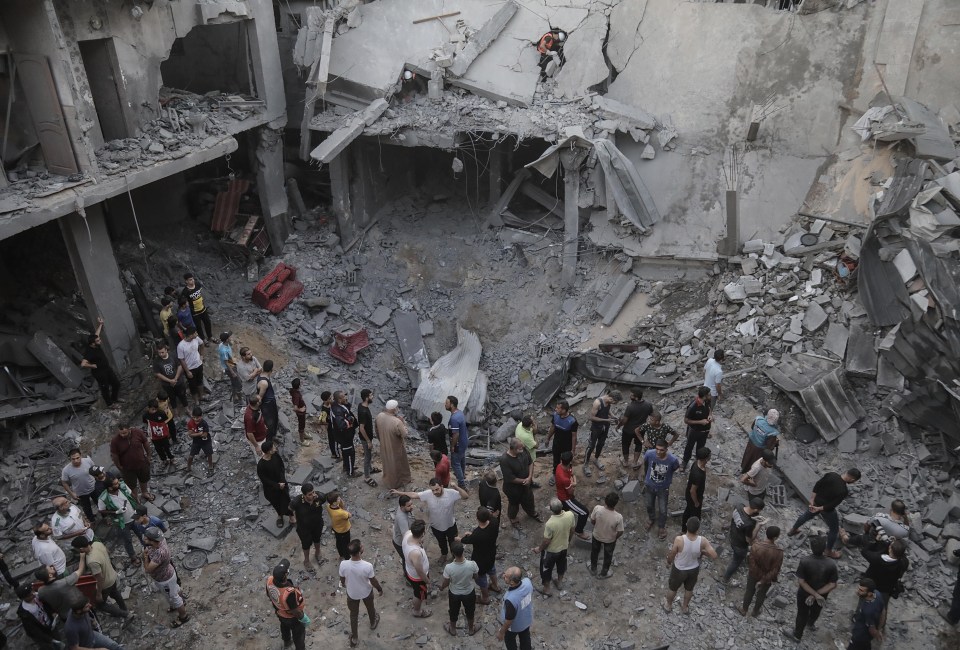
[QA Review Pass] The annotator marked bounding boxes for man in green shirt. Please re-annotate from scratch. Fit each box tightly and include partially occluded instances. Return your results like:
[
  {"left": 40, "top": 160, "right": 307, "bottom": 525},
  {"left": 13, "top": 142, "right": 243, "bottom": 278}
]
[
  {"left": 514, "top": 415, "right": 539, "bottom": 488},
  {"left": 531, "top": 498, "right": 574, "bottom": 596}
]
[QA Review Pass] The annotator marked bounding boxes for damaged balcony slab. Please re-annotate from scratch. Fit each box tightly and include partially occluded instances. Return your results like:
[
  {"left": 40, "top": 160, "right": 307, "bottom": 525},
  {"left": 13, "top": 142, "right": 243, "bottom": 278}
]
[
  {"left": 309, "top": 99, "right": 390, "bottom": 163},
  {"left": 763, "top": 353, "right": 865, "bottom": 442}
]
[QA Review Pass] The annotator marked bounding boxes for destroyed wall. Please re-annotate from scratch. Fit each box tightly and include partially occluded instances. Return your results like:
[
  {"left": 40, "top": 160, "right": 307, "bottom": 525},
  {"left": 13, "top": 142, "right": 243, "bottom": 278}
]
[
  {"left": 604, "top": 0, "right": 870, "bottom": 260},
  {"left": 160, "top": 21, "right": 252, "bottom": 96}
]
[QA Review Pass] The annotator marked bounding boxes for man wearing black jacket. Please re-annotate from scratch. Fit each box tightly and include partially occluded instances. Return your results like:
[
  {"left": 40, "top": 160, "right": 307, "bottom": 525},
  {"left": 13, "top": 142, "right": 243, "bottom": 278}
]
[
  {"left": 862, "top": 539, "right": 908, "bottom": 629},
  {"left": 258, "top": 440, "right": 294, "bottom": 529},
  {"left": 16, "top": 583, "right": 59, "bottom": 649},
  {"left": 331, "top": 390, "right": 359, "bottom": 477},
  {"left": 788, "top": 468, "right": 861, "bottom": 558}
]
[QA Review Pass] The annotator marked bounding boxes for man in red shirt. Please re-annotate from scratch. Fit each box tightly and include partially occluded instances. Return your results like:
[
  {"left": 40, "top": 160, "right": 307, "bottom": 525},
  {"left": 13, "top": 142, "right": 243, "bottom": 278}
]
[
  {"left": 245, "top": 395, "right": 268, "bottom": 464},
  {"left": 110, "top": 423, "right": 153, "bottom": 502},
  {"left": 431, "top": 450, "right": 451, "bottom": 488},
  {"left": 555, "top": 451, "right": 590, "bottom": 541}
]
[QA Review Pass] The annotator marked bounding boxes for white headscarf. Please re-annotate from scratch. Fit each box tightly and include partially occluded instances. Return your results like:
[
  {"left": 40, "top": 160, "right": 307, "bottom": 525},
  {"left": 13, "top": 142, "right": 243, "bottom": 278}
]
[{"left": 385, "top": 400, "right": 399, "bottom": 411}]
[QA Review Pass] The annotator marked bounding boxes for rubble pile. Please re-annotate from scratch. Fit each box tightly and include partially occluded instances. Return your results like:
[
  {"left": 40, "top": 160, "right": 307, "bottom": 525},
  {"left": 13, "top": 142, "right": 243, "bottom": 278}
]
[{"left": 95, "top": 88, "right": 264, "bottom": 175}]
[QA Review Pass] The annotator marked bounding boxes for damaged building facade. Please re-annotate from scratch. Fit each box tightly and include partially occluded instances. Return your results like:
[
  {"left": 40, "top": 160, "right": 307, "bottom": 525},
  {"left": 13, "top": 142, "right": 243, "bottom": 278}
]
[{"left": 0, "top": 0, "right": 287, "bottom": 421}]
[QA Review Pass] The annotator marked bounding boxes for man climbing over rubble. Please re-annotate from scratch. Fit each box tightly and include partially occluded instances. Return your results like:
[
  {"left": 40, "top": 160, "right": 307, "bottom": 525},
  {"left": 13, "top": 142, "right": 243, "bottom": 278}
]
[
  {"left": 446, "top": 396, "right": 469, "bottom": 489},
  {"left": 534, "top": 28, "right": 566, "bottom": 81},
  {"left": 546, "top": 400, "right": 578, "bottom": 485},
  {"left": 81, "top": 316, "right": 120, "bottom": 406},
  {"left": 583, "top": 390, "right": 621, "bottom": 476},
  {"left": 181, "top": 272, "right": 212, "bottom": 343},
  {"left": 787, "top": 468, "right": 861, "bottom": 558}
]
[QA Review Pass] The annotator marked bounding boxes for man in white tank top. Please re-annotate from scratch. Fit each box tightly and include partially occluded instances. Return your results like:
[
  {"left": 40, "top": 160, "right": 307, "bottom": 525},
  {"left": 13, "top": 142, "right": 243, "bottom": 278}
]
[{"left": 664, "top": 516, "right": 717, "bottom": 614}]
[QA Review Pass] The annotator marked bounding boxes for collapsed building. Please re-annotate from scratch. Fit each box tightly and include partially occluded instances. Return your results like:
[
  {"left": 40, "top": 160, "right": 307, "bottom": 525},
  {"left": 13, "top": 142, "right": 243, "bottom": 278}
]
[{"left": 0, "top": 0, "right": 288, "bottom": 424}]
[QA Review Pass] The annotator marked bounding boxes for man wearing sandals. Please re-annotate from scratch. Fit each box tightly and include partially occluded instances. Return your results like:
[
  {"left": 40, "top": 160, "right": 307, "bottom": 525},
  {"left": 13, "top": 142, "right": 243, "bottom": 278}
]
[
  {"left": 266, "top": 559, "right": 307, "bottom": 650},
  {"left": 110, "top": 423, "right": 153, "bottom": 503},
  {"left": 583, "top": 390, "right": 620, "bottom": 477},
  {"left": 643, "top": 439, "right": 680, "bottom": 540},
  {"left": 143, "top": 527, "right": 189, "bottom": 628},
  {"left": 339, "top": 539, "right": 382, "bottom": 647},
  {"left": 440, "top": 542, "right": 480, "bottom": 637},
  {"left": 401, "top": 519, "right": 433, "bottom": 618},
  {"left": 531, "top": 499, "right": 574, "bottom": 597}
]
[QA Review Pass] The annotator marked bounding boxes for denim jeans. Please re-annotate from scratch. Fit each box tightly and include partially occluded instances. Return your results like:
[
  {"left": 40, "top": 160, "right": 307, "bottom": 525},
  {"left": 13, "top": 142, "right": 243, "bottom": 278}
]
[
  {"left": 590, "top": 539, "right": 617, "bottom": 576},
  {"left": 723, "top": 545, "right": 749, "bottom": 582},
  {"left": 792, "top": 507, "right": 840, "bottom": 550},
  {"left": 645, "top": 487, "right": 669, "bottom": 528},
  {"left": 451, "top": 442, "right": 468, "bottom": 486},
  {"left": 91, "top": 631, "right": 124, "bottom": 650}
]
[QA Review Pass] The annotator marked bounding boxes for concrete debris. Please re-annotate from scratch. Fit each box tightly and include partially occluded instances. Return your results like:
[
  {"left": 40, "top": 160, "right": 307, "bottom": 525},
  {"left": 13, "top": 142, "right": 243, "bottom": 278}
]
[
  {"left": 393, "top": 311, "right": 430, "bottom": 388},
  {"left": 596, "top": 275, "right": 637, "bottom": 326},
  {"left": 310, "top": 98, "right": 390, "bottom": 163},
  {"left": 554, "top": 12, "right": 610, "bottom": 99},
  {"left": 448, "top": 1, "right": 518, "bottom": 78}
]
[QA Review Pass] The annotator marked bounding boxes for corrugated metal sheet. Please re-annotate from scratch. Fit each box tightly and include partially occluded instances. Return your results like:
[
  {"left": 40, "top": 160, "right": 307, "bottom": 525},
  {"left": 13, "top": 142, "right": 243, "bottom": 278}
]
[
  {"left": 211, "top": 179, "right": 251, "bottom": 233},
  {"left": 764, "top": 354, "right": 865, "bottom": 442},
  {"left": 858, "top": 219, "right": 912, "bottom": 326}
]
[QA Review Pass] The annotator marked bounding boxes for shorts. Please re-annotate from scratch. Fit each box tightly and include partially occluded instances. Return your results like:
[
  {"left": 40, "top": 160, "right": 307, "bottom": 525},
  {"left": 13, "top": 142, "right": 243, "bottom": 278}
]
[
  {"left": 406, "top": 574, "right": 428, "bottom": 601},
  {"left": 668, "top": 565, "right": 700, "bottom": 592},
  {"left": 121, "top": 465, "right": 150, "bottom": 487},
  {"left": 296, "top": 524, "right": 324, "bottom": 550},
  {"left": 190, "top": 437, "right": 214, "bottom": 458},
  {"left": 156, "top": 570, "right": 184, "bottom": 609},
  {"left": 475, "top": 564, "right": 497, "bottom": 588},
  {"left": 187, "top": 364, "right": 204, "bottom": 391}
]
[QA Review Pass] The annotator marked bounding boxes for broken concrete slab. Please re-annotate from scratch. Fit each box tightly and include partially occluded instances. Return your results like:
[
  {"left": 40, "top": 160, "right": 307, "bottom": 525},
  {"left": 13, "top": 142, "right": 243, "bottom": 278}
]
[
  {"left": 593, "top": 96, "right": 656, "bottom": 130},
  {"left": 555, "top": 11, "right": 610, "bottom": 99},
  {"left": 448, "top": 1, "right": 518, "bottom": 77},
  {"left": 259, "top": 514, "right": 294, "bottom": 539},
  {"left": 596, "top": 275, "right": 637, "bottom": 326},
  {"left": 876, "top": 356, "right": 904, "bottom": 390},
  {"left": 723, "top": 282, "right": 747, "bottom": 303},
  {"left": 368, "top": 305, "right": 393, "bottom": 327},
  {"left": 846, "top": 323, "right": 878, "bottom": 378},
  {"left": 187, "top": 536, "right": 218, "bottom": 552},
  {"left": 289, "top": 464, "right": 315, "bottom": 485},
  {"left": 838, "top": 427, "right": 857, "bottom": 453},
  {"left": 802, "top": 303, "right": 828, "bottom": 332},
  {"left": 775, "top": 439, "right": 819, "bottom": 501},
  {"left": 394, "top": 310, "right": 430, "bottom": 389},
  {"left": 900, "top": 97, "right": 959, "bottom": 162},
  {"left": 310, "top": 98, "right": 389, "bottom": 163},
  {"left": 822, "top": 322, "right": 849, "bottom": 360},
  {"left": 621, "top": 480, "right": 641, "bottom": 503},
  {"left": 27, "top": 331, "right": 84, "bottom": 389}
]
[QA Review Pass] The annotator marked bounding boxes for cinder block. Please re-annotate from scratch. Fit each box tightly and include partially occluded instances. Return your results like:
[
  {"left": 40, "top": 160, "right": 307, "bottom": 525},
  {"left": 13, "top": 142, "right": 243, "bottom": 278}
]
[{"left": 621, "top": 480, "right": 641, "bottom": 503}]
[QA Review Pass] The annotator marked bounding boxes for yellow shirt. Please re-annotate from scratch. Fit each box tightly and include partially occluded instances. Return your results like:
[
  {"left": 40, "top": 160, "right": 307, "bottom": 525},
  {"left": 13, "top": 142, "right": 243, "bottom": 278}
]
[
  {"left": 159, "top": 305, "right": 174, "bottom": 336},
  {"left": 327, "top": 504, "right": 351, "bottom": 533}
]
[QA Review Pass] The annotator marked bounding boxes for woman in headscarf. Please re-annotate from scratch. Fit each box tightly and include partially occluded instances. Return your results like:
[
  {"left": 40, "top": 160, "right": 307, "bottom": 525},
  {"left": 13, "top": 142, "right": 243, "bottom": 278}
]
[{"left": 740, "top": 409, "right": 780, "bottom": 474}]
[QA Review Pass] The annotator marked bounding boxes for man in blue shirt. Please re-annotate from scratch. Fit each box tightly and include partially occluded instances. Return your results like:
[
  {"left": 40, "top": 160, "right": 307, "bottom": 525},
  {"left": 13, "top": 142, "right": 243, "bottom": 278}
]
[
  {"left": 129, "top": 504, "right": 168, "bottom": 547},
  {"left": 546, "top": 400, "right": 578, "bottom": 486},
  {"left": 848, "top": 578, "right": 884, "bottom": 650},
  {"left": 643, "top": 439, "right": 680, "bottom": 540},
  {"left": 446, "top": 396, "right": 469, "bottom": 489},
  {"left": 64, "top": 596, "right": 124, "bottom": 650},
  {"left": 497, "top": 566, "right": 533, "bottom": 650}
]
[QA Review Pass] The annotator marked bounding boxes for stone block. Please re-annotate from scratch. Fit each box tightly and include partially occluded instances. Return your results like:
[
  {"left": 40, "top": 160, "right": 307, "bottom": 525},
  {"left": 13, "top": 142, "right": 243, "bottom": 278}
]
[
  {"left": 260, "top": 514, "right": 293, "bottom": 539},
  {"left": 925, "top": 500, "right": 951, "bottom": 526},
  {"left": 314, "top": 455, "right": 336, "bottom": 471},
  {"left": 838, "top": 428, "right": 857, "bottom": 453},
  {"left": 922, "top": 524, "right": 943, "bottom": 538},
  {"left": 941, "top": 522, "right": 960, "bottom": 540},
  {"left": 723, "top": 282, "right": 747, "bottom": 303},
  {"left": 803, "top": 303, "right": 828, "bottom": 332},
  {"left": 161, "top": 499, "right": 181, "bottom": 515},
  {"left": 842, "top": 513, "right": 870, "bottom": 532},
  {"left": 420, "top": 320, "right": 434, "bottom": 336},
  {"left": 742, "top": 239, "right": 765, "bottom": 254},
  {"left": 187, "top": 536, "right": 218, "bottom": 552},
  {"left": 317, "top": 480, "right": 339, "bottom": 496},
  {"left": 289, "top": 464, "right": 315, "bottom": 485},
  {"left": 621, "top": 480, "right": 641, "bottom": 503},
  {"left": 823, "top": 321, "right": 849, "bottom": 359},
  {"left": 369, "top": 305, "right": 392, "bottom": 327}
]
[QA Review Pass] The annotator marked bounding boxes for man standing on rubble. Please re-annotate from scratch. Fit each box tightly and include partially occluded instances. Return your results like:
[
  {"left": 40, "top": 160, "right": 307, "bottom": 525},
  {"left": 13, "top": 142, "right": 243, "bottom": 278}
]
[
  {"left": 620, "top": 388, "right": 653, "bottom": 469},
  {"left": 497, "top": 566, "right": 534, "bottom": 650},
  {"left": 783, "top": 536, "right": 838, "bottom": 643},
  {"left": 583, "top": 390, "right": 621, "bottom": 476},
  {"left": 681, "top": 386, "right": 713, "bottom": 472},
  {"left": 266, "top": 559, "right": 307, "bottom": 650},
  {"left": 256, "top": 360, "right": 280, "bottom": 443},
  {"left": 81, "top": 316, "right": 121, "bottom": 406},
  {"left": 110, "top": 423, "right": 153, "bottom": 503},
  {"left": 377, "top": 400, "right": 412, "bottom": 489},
  {"left": 176, "top": 326, "right": 205, "bottom": 406},
  {"left": 258, "top": 440, "right": 295, "bottom": 530},
  {"left": 357, "top": 388, "right": 378, "bottom": 486},
  {"left": 181, "top": 272, "right": 212, "bottom": 343},
  {"left": 500, "top": 438, "right": 542, "bottom": 529},
  {"left": 682, "top": 447, "right": 711, "bottom": 533},
  {"left": 244, "top": 395, "right": 268, "bottom": 463},
  {"left": 331, "top": 390, "right": 358, "bottom": 477},
  {"left": 787, "top": 468, "right": 861, "bottom": 558},
  {"left": 738, "top": 526, "right": 784, "bottom": 617},
  {"left": 61, "top": 448, "right": 98, "bottom": 523},
  {"left": 643, "top": 438, "right": 680, "bottom": 540},
  {"left": 50, "top": 496, "right": 94, "bottom": 544},
  {"left": 446, "top": 396, "right": 469, "bottom": 489},
  {"left": 531, "top": 498, "right": 574, "bottom": 597},
  {"left": 546, "top": 400, "right": 578, "bottom": 485},
  {"left": 153, "top": 343, "right": 188, "bottom": 414},
  {"left": 722, "top": 497, "right": 766, "bottom": 584},
  {"left": 704, "top": 349, "right": 725, "bottom": 407}
]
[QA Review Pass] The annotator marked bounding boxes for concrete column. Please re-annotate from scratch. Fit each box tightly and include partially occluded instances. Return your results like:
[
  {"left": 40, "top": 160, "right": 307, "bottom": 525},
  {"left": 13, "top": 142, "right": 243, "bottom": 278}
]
[
  {"left": 559, "top": 147, "right": 589, "bottom": 287},
  {"left": 719, "top": 189, "right": 740, "bottom": 257},
  {"left": 59, "top": 205, "right": 138, "bottom": 372},
  {"left": 254, "top": 125, "right": 290, "bottom": 254},
  {"left": 329, "top": 146, "right": 355, "bottom": 243}
]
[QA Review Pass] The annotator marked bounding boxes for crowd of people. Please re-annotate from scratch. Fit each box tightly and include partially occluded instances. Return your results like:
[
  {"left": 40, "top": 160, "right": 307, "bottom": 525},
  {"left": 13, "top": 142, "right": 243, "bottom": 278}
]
[{"left": 6, "top": 279, "right": 958, "bottom": 650}]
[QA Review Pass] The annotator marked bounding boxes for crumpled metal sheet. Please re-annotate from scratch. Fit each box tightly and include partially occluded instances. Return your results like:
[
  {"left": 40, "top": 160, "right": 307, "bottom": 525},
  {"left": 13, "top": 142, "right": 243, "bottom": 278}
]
[
  {"left": 763, "top": 354, "right": 865, "bottom": 442},
  {"left": 411, "top": 326, "right": 481, "bottom": 425},
  {"left": 525, "top": 135, "right": 661, "bottom": 232},
  {"left": 530, "top": 352, "right": 674, "bottom": 408},
  {"left": 464, "top": 370, "right": 488, "bottom": 425}
]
